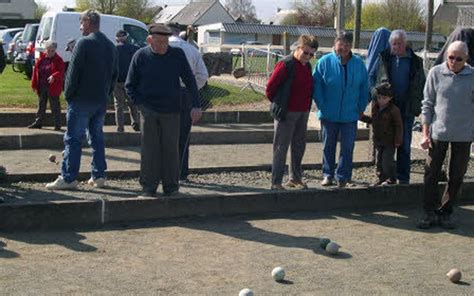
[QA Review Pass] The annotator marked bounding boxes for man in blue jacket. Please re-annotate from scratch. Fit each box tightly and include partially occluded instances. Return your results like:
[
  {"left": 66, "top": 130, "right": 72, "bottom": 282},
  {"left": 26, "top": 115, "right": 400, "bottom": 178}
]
[
  {"left": 313, "top": 31, "right": 369, "bottom": 187},
  {"left": 126, "top": 23, "right": 201, "bottom": 197},
  {"left": 46, "top": 10, "right": 118, "bottom": 190}
]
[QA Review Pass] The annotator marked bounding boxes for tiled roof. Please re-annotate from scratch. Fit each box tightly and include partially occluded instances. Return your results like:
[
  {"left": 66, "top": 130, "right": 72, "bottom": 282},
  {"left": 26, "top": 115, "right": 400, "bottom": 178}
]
[
  {"left": 172, "top": 1, "right": 221, "bottom": 25},
  {"left": 153, "top": 5, "right": 186, "bottom": 23},
  {"left": 219, "top": 23, "right": 446, "bottom": 43}
]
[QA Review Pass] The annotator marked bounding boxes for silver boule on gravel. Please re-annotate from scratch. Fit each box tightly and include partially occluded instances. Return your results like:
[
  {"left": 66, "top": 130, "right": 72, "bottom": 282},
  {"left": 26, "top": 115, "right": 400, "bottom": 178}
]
[
  {"left": 239, "top": 288, "right": 254, "bottom": 296},
  {"left": 48, "top": 154, "right": 56, "bottom": 163},
  {"left": 319, "top": 237, "right": 331, "bottom": 249},
  {"left": 446, "top": 268, "right": 462, "bottom": 283},
  {"left": 271, "top": 266, "right": 285, "bottom": 281},
  {"left": 325, "top": 242, "right": 341, "bottom": 255}
]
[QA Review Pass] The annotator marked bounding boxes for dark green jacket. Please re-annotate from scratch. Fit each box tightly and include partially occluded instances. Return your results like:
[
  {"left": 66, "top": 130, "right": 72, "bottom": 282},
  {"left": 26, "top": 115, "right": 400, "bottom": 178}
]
[
  {"left": 65, "top": 31, "right": 118, "bottom": 103},
  {"left": 376, "top": 48, "right": 425, "bottom": 117}
]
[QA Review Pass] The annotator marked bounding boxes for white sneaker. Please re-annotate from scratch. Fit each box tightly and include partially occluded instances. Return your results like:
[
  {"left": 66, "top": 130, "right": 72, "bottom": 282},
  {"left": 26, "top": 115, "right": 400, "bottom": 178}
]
[
  {"left": 321, "top": 176, "right": 334, "bottom": 186},
  {"left": 46, "top": 176, "right": 78, "bottom": 190},
  {"left": 88, "top": 177, "right": 106, "bottom": 188}
]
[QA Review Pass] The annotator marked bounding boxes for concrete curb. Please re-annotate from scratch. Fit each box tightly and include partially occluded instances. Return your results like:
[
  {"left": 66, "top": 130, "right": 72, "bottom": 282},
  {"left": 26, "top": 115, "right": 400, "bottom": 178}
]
[
  {"left": 4, "top": 161, "right": 374, "bottom": 183},
  {"left": 1, "top": 181, "right": 474, "bottom": 231},
  {"left": 0, "top": 111, "right": 273, "bottom": 127},
  {"left": 0, "top": 129, "right": 370, "bottom": 150}
]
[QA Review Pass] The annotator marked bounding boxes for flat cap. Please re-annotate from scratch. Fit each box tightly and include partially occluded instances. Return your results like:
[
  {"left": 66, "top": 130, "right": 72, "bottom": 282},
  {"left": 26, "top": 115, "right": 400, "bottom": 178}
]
[{"left": 148, "top": 23, "right": 172, "bottom": 36}]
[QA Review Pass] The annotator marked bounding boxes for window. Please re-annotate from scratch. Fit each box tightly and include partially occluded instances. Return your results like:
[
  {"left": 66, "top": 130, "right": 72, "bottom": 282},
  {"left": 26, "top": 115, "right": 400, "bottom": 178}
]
[
  {"left": 207, "top": 31, "right": 220, "bottom": 44},
  {"left": 37, "top": 17, "right": 53, "bottom": 41},
  {"left": 123, "top": 24, "right": 148, "bottom": 48}
]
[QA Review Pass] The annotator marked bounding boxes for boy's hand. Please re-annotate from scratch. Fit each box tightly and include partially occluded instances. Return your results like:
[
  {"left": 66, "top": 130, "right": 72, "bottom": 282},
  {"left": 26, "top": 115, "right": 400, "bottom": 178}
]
[{"left": 420, "top": 136, "right": 431, "bottom": 150}]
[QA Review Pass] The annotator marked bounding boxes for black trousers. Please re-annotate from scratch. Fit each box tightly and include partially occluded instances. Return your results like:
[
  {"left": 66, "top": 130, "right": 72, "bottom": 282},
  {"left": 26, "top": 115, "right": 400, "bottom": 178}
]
[{"left": 423, "top": 140, "right": 471, "bottom": 215}]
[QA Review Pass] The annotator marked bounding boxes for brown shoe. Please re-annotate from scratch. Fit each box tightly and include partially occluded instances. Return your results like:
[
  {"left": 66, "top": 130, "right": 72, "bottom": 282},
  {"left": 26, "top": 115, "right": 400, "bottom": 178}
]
[
  {"left": 271, "top": 184, "right": 286, "bottom": 190},
  {"left": 285, "top": 180, "right": 308, "bottom": 189}
]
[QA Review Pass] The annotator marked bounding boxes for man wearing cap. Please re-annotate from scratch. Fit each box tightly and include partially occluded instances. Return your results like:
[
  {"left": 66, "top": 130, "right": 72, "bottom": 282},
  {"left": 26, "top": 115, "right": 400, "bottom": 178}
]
[
  {"left": 125, "top": 23, "right": 202, "bottom": 196},
  {"left": 313, "top": 31, "right": 369, "bottom": 188},
  {"left": 167, "top": 22, "right": 208, "bottom": 182},
  {"left": 46, "top": 9, "right": 118, "bottom": 190},
  {"left": 114, "top": 30, "right": 140, "bottom": 132}
]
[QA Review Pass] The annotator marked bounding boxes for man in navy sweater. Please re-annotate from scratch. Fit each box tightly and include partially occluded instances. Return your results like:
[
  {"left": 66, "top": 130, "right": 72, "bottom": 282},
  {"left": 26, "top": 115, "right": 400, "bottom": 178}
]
[
  {"left": 46, "top": 10, "right": 118, "bottom": 190},
  {"left": 125, "top": 23, "right": 201, "bottom": 196}
]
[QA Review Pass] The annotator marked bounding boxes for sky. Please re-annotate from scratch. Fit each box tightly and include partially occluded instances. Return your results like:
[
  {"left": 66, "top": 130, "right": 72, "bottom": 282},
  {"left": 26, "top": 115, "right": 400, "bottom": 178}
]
[{"left": 36, "top": 0, "right": 295, "bottom": 22}]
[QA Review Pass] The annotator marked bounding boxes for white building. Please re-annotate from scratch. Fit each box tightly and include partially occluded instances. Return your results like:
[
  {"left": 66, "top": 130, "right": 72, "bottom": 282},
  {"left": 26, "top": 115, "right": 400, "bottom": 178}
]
[{"left": 0, "top": 0, "right": 38, "bottom": 19}]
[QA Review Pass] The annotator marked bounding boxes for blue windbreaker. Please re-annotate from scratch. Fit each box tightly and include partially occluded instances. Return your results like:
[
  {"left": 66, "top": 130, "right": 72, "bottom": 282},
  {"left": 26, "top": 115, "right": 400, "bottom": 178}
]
[
  {"left": 313, "top": 52, "right": 369, "bottom": 123},
  {"left": 366, "top": 27, "right": 391, "bottom": 90}
]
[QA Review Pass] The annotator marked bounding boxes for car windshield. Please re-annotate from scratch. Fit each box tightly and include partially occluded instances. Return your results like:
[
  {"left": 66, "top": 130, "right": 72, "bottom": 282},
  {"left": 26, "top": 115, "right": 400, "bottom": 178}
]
[
  {"left": 23, "top": 25, "right": 38, "bottom": 42},
  {"left": 37, "top": 17, "right": 53, "bottom": 41},
  {"left": 123, "top": 24, "right": 147, "bottom": 47}
]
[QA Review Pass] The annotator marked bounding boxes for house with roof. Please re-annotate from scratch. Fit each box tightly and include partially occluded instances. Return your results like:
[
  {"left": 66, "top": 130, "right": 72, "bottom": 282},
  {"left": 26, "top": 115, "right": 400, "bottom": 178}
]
[
  {"left": 198, "top": 22, "right": 446, "bottom": 53},
  {"left": 434, "top": 0, "right": 474, "bottom": 27},
  {"left": 153, "top": 0, "right": 235, "bottom": 26},
  {"left": 0, "top": 0, "right": 37, "bottom": 19}
]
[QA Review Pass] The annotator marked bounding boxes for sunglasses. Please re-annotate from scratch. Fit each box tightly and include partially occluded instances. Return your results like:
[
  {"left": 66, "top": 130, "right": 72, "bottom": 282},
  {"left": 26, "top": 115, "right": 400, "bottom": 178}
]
[
  {"left": 302, "top": 51, "right": 314, "bottom": 57},
  {"left": 448, "top": 55, "right": 464, "bottom": 62}
]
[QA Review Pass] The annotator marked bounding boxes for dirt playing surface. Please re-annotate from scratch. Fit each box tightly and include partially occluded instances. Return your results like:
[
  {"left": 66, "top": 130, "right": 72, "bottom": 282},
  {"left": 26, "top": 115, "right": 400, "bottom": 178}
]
[{"left": 1, "top": 205, "right": 473, "bottom": 295}]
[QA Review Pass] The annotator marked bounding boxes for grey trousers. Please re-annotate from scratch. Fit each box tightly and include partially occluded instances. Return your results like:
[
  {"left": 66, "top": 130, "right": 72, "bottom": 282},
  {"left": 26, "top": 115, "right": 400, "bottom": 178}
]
[
  {"left": 113, "top": 82, "right": 139, "bottom": 131},
  {"left": 139, "top": 106, "right": 180, "bottom": 194},
  {"left": 35, "top": 86, "right": 61, "bottom": 127},
  {"left": 272, "top": 111, "right": 309, "bottom": 185}
]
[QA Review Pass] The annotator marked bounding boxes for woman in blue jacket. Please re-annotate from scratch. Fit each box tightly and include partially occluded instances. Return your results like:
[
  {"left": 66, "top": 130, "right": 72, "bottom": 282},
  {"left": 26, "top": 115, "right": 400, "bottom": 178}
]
[{"left": 313, "top": 31, "right": 369, "bottom": 187}]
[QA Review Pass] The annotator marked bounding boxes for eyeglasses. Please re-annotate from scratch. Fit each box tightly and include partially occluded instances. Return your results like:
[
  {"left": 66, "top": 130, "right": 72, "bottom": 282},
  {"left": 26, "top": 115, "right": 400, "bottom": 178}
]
[
  {"left": 448, "top": 55, "right": 464, "bottom": 62},
  {"left": 302, "top": 51, "right": 314, "bottom": 57}
]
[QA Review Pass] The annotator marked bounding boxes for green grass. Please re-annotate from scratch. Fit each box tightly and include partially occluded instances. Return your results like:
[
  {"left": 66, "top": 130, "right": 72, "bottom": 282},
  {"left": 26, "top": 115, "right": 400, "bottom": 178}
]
[
  {"left": 0, "top": 66, "right": 54, "bottom": 108},
  {"left": 0, "top": 66, "right": 264, "bottom": 109},
  {"left": 200, "top": 82, "right": 265, "bottom": 107}
]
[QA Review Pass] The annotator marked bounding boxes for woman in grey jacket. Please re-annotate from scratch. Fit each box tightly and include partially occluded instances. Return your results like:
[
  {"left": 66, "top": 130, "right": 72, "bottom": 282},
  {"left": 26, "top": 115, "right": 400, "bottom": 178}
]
[{"left": 418, "top": 41, "right": 474, "bottom": 229}]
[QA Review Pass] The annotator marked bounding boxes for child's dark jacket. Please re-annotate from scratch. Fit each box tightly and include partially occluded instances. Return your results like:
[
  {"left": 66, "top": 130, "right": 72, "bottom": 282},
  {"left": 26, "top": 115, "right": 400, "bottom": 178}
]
[{"left": 360, "top": 101, "right": 403, "bottom": 148}]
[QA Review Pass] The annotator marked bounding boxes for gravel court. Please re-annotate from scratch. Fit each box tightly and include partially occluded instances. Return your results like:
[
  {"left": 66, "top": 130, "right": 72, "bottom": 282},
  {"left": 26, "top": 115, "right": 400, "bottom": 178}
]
[{"left": 1, "top": 205, "right": 473, "bottom": 295}]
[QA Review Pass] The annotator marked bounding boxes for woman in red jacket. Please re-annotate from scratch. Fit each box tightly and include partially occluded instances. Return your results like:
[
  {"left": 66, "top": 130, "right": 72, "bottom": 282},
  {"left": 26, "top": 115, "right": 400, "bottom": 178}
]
[{"left": 29, "top": 40, "right": 65, "bottom": 131}]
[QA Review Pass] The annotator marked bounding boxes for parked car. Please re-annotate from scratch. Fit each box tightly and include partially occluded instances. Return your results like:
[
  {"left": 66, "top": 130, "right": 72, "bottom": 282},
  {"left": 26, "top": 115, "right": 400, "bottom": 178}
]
[
  {"left": 35, "top": 11, "right": 148, "bottom": 64},
  {"left": 6, "top": 31, "right": 23, "bottom": 63},
  {"left": 13, "top": 23, "right": 39, "bottom": 79},
  {"left": 0, "top": 27, "right": 23, "bottom": 54}
]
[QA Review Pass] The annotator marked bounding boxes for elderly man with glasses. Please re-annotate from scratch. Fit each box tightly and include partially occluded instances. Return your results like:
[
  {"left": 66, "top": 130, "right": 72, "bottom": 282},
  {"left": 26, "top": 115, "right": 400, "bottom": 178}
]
[
  {"left": 125, "top": 23, "right": 201, "bottom": 197},
  {"left": 418, "top": 41, "right": 474, "bottom": 229}
]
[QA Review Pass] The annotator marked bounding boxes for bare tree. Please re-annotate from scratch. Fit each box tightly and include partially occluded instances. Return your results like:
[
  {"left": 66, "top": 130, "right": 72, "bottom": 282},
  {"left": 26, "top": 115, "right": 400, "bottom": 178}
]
[
  {"left": 34, "top": 1, "right": 49, "bottom": 19},
  {"left": 292, "top": 0, "right": 353, "bottom": 27},
  {"left": 224, "top": 0, "right": 259, "bottom": 23}
]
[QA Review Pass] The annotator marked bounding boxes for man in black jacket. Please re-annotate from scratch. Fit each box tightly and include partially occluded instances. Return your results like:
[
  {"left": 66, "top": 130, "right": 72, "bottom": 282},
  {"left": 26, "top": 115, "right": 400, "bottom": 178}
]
[
  {"left": 0, "top": 44, "right": 6, "bottom": 74},
  {"left": 46, "top": 9, "right": 118, "bottom": 190},
  {"left": 113, "top": 30, "right": 140, "bottom": 132}
]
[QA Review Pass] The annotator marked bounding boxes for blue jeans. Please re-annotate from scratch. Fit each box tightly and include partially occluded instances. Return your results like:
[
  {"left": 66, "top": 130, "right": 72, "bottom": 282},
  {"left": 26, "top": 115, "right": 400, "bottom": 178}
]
[
  {"left": 396, "top": 116, "right": 414, "bottom": 182},
  {"left": 61, "top": 101, "right": 107, "bottom": 183},
  {"left": 321, "top": 119, "right": 357, "bottom": 182}
]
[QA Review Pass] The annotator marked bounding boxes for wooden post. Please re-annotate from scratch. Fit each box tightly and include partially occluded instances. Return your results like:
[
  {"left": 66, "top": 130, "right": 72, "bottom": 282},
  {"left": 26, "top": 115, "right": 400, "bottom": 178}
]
[
  {"left": 353, "top": 0, "right": 362, "bottom": 48},
  {"left": 336, "top": 0, "right": 345, "bottom": 34},
  {"left": 424, "top": 0, "right": 434, "bottom": 53},
  {"left": 282, "top": 31, "right": 290, "bottom": 55}
]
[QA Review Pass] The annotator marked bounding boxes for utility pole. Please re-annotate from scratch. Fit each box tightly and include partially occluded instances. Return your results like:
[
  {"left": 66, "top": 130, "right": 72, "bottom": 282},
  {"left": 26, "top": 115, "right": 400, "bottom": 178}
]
[
  {"left": 353, "top": 0, "right": 362, "bottom": 48},
  {"left": 424, "top": 0, "right": 434, "bottom": 53},
  {"left": 336, "top": 0, "right": 345, "bottom": 34}
]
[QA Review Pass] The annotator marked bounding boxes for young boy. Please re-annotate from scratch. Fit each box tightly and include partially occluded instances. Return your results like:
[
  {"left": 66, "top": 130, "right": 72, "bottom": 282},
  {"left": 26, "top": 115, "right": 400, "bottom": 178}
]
[{"left": 361, "top": 82, "right": 403, "bottom": 185}]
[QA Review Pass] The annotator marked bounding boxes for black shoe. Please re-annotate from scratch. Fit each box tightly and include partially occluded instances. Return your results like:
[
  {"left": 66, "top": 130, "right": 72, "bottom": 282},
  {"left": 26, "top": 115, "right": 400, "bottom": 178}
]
[
  {"left": 132, "top": 123, "right": 140, "bottom": 132},
  {"left": 54, "top": 126, "right": 61, "bottom": 131},
  {"left": 28, "top": 122, "right": 42, "bottom": 129},
  {"left": 438, "top": 213, "right": 455, "bottom": 229},
  {"left": 163, "top": 189, "right": 179, "bottom": 196},
  {"left": 417, "top": 212, "right": 437, "bottom": 229},
  {"left": 140, "top": 191, "right": 156, "bottom": 197}
]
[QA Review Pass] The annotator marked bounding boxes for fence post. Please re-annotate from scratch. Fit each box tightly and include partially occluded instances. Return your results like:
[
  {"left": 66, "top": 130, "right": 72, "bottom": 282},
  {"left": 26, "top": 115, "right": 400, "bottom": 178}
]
[{"left": 283, "top": 32, "right": 290, "bottom": 56}]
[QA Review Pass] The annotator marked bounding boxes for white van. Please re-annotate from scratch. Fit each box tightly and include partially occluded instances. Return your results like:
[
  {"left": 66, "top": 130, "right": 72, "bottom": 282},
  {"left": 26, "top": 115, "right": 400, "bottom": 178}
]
[{"left": 35, "top": 11, "right": 148, "bottom": 62}]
